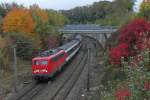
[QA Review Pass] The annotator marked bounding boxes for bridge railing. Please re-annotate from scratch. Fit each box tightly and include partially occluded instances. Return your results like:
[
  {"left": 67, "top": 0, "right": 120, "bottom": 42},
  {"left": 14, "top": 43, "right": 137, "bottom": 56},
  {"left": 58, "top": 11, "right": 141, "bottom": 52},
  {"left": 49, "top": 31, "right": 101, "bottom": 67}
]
[
  {"left": 59, "top": 25, "right": 119, "bottom": 34},
  {"left": 99, "top": 26, "right": 119, "bottom": 29}
]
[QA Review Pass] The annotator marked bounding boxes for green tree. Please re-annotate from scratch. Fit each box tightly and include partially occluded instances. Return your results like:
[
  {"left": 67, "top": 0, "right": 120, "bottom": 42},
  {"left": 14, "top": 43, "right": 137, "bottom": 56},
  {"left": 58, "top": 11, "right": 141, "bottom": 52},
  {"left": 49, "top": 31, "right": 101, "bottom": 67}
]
[
  {"left": 62, "top": 0, "right": 135, "bottom": 25},
  {"left": 0, "top": 3, "right": 25, "bottom": 17},
  {"left": 30, "top": 5, "right": 50, "bottom": 39},
  {"left": 47, "top": 10, "right": 69, "bottom": 27},
  {"left": 139, "top": 2, "right": 150, "bottom": 20}
]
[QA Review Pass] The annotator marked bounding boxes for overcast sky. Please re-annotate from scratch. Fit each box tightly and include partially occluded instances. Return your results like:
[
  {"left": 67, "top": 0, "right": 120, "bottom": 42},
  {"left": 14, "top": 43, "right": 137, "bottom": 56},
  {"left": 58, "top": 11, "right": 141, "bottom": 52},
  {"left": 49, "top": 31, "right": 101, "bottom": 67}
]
[{"left": 0, "top": 0, "right": 143, "bottom": 11}]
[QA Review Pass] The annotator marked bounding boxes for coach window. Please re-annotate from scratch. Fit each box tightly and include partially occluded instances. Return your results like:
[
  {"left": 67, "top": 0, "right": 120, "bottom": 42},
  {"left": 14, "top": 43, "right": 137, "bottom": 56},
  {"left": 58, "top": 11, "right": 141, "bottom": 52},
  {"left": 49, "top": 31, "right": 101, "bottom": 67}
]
[
  {"left": 51, "top": 53, "right": 65, "bottom": 62},
  {"left": 68, "top": 48, "right": 72, "bottom": 55}
]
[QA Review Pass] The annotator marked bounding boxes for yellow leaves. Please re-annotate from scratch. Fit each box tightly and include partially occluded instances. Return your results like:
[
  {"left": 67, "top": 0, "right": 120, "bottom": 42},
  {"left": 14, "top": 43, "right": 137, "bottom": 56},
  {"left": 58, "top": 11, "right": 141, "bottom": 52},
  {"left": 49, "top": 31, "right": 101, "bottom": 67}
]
[
  {"left": 138, "top": 2, "right": 150, "bottom": 20},
  {"left": 2, "top": 5, "right": 67, "bottom": 50},
  {"left": 47, "top": 10, "right": 67, "bottom": 27},
  {"left": 3, "top": 8, "right": 36, "bottom": 37},
  {"left": 30, "top": 6, "right": 49, "bottom": 23},
  {"left": 36, "top": 9, "right": 48, "bottom": 23},
  {"left": 140, "top": 2, "right": 150, "bottom": 11}
]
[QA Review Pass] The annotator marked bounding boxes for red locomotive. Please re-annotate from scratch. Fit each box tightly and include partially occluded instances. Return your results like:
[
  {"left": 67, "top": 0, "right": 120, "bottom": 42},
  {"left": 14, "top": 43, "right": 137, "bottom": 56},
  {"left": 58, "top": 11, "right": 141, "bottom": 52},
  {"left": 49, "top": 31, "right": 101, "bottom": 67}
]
[{"left": 32, "top": 35, "right": 82, "bottom": 80}]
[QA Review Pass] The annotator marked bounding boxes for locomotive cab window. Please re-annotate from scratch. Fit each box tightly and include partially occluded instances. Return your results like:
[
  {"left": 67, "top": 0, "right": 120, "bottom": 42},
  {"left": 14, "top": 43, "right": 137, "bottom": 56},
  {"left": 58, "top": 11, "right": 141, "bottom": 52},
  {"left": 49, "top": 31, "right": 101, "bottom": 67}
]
[
  {"left": 60, "top": 53, "right": 65, "bottom": 58},
  {"left": 34, "top": 60, "right": 39, "bottom": 65},
  {"left": 34, "top": 60, "right": 48, "bottom": 65}
]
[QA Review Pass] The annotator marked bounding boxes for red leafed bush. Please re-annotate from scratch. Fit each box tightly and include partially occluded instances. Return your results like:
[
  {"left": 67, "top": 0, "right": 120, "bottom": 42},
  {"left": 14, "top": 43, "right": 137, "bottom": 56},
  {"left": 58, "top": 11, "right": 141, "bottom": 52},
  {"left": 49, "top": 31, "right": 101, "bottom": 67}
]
[
  {"left": 144, "top": 81, "right": 150, "bottom": 90},
  {"left": 119, "top": 19, "right": 150, "bottom": 44},
  {"left": 115, "top": 88, "right": 131, "bottom": 100},
  {"left": 109, "top": 18, "right": 150, "bottom": 65},
  {"left": 109, "top": 43, "right": 129, "bottom": 65},
  {"left": 109, "top": 47, "right": 122, "bottom": 65},
  {"left": 119, "top": 18, "right": 150, "bottom": 51}
]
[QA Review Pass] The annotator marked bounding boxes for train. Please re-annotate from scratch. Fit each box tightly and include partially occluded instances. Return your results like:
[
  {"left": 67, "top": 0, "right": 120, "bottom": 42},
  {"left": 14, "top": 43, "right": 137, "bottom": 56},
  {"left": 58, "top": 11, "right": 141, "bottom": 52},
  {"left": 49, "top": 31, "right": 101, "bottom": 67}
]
[{"left": 32, "top": 35, "right": 82, "bottom": 81}]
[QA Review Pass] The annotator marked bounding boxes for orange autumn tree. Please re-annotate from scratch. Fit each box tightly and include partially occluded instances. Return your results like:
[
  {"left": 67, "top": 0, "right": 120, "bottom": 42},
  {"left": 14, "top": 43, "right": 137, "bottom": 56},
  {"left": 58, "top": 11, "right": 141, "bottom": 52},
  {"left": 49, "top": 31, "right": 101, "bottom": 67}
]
[
  {"left": 30, "top": 5, "right": 49, "bottom": 38},
  {"left": 3, "top": 8, "right": 36, "bottom": 37}
]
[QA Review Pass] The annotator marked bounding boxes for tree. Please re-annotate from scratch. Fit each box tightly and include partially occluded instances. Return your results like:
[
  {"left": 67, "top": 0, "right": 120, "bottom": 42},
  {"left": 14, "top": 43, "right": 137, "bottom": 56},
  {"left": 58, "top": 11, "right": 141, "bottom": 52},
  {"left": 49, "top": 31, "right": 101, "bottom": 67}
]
[
  {"left": 0, "top": 3, "right": 24, "bottom": 17},
  {"left": 109, "top": 18, "right": 150, "bottom": 65},
  {"left": 30, "top": 4, "right": 49, "bottom": 23},
  {"left": 139, "top": 2, "right": 150, "bottom": 20},
  {"left": 30, "top": 5, "right": 68, "bottom": 49},
  {"left": 61, "top": 0, "right": 135, "bottom": 25},
  {"left": 0, "top": 16, "right": 3, "bottom": 34},
  {"left": 3, "top": 8, "right": 36, "bottom": 37},
  {"left": 30, "top": 5, "right": 50, "bottom": 39},
  {"left": 47, "top": 10, "right": 69, "bottom": 27},
  {"left": 113, "top": 0, "right": 134, "bottom": 13}
]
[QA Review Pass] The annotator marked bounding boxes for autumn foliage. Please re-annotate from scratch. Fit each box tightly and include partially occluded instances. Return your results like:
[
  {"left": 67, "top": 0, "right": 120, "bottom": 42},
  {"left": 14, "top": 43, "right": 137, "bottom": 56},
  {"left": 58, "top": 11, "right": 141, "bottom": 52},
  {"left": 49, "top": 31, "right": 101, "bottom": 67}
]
[
  {"left": 109, "top": 43, "right": 129, "bottom": 65},
  {"left": 144, "top": 81, "right": 150, "bottom": 91},
  {"left": 109, "top": 19, "right": 150, "bottom": 65},
  {"left": 115, "top": 88, "right": 131, "bottom": 100},
  {"left": 1, "top": 5, "right": 68, "bottom": 51},
  {"left": 139, "top": 2, "right": 150, "bottom": 20},
  {"left": 3, "top": 8, "right": 36, "bottom": 37},
  {"left": 30, "top": 5, "right": 49, "bottom": 23}
]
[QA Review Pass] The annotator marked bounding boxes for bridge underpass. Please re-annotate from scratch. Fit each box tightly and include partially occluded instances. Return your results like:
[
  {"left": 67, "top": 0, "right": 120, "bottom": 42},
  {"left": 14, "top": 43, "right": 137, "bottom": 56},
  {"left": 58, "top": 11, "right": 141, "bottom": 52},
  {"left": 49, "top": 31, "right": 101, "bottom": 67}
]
[{"left": 59, "top": 24, "right": 118, "bottom": 47}]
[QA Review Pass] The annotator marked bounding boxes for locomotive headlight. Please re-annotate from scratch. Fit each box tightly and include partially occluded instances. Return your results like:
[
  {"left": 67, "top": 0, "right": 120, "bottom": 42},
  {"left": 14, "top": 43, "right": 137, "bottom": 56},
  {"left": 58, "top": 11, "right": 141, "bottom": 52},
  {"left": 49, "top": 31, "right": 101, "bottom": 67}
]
[
  {"left": 34, "top": 69, "right": 48, "bottom": 73},
  {"left": 44, "top": 69, "right": 48, "bottom": 72},
  {"left": 41, "top": 69, "right": 48, "bottom": 72},
  {"left": 34, "top": 69, "right": 39, "bottom": 73}
]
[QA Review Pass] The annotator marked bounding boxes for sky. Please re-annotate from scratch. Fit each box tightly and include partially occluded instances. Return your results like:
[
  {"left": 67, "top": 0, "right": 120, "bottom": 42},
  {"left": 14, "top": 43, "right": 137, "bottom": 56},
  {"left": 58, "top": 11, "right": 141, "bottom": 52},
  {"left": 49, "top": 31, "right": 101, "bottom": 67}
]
[
  {"left": 134, "top": 0, "right": 143, "bottom": 12},
  {"left": 0, "top": 0, "right": 143, "bottom": 11}
]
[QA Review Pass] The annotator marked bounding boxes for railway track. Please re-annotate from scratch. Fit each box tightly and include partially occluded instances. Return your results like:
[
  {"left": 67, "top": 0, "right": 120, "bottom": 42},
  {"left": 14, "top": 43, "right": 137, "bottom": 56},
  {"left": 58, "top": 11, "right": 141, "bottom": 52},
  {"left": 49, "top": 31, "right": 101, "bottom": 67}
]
[
  {"left": 50, "top": 49, "right": 88, "bottom": 100},
  {"left": 32, "top": 42, "right": 87, "bottom": 100},
  {"left": 8, "top": 41, "right": 85, "bottom": 100},
  {"left": 8, "top": 80, "right": 47, "bottom": 100},
  {"left": 7, "top": 37, "right": 98, "bottom": 100},
  {"left": 17, "top": 83, "right": 47, "bottom": 100},
  {"left": 49, "top": 38, "right": 96, "bottom": 100},
  {"left": 33, "top": 38, "right": 94, "bottom": 100},
  {"left": 66, "top": 40, "right": 97, "bottom": 100}
]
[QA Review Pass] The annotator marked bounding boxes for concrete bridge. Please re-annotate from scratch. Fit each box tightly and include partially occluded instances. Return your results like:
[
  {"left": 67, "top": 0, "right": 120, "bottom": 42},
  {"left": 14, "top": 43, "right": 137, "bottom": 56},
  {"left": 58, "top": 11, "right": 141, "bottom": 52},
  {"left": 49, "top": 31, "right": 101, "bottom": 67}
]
[{"left": 59, "top": 24, "right": 118, "bottom": 47}]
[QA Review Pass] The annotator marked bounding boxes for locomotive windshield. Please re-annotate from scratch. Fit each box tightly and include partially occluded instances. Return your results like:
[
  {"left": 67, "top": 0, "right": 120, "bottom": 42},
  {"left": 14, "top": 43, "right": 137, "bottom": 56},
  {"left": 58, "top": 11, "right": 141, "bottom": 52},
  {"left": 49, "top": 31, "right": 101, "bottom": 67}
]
[{"left": 34, "top": 60, "right": 48, "bottom": 65}]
